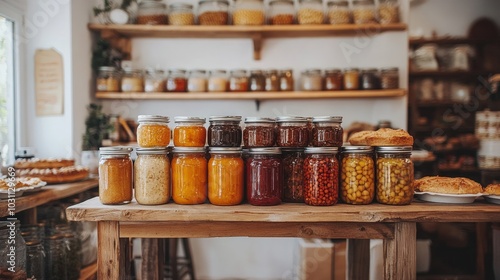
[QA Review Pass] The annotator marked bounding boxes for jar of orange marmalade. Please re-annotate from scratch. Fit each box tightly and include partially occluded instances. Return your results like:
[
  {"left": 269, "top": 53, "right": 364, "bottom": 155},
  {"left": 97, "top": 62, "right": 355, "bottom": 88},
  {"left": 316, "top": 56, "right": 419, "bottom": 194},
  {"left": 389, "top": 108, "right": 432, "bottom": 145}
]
[
  {"left": 173, "top": 117, "right": 207, "bottom": 147},
  {"left": 137, "top": 115, "right": 171, "bottom": 148},
  {"left": 171, "top": 147, "right": 208, "bottom": 204},
  {"left": 208, "top": 147, "right": 244, "bottom": 206},
  {"left": 98, "top": 147, "right": 133, "bottom": 205}
]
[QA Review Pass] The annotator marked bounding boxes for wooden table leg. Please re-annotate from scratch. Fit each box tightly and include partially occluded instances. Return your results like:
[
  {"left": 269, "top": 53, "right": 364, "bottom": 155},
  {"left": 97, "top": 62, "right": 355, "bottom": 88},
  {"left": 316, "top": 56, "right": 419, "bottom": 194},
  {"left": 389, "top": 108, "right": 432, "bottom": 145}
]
[
  {"left": 98, "top": 221, "right": 121, "bottom": 279},
  {"left": 141, "top": 238, "right": 164, "bottom": 280},
  {"left": 384, "top": 222, "right": 416, "bottom": 280},
  {"left": 347, "top": 239, "right": 370, "bottom": 280}
]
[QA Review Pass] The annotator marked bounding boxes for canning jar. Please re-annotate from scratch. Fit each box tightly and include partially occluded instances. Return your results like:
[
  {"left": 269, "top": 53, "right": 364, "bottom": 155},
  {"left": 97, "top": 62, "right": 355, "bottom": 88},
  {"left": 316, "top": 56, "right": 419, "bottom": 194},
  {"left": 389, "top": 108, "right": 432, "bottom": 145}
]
[
  {"left": 137, "top": 115, "right": 171, "bottom": 148},
  {"left": 264, "top": 69, "right": 280, "bottom": 91},
  {"left": 96, "top": 66, "right": 120, "bottom": 92},
  {"left": 340, "top": 146, "right": 374, "bottom": 205},
  {"left": 268, "top": 0, "right": 295, "bottom": 25},
  {"left": 360, "top": 68, "right": 380, "bottom": 90},
  {"left": 0, "top": 221, "right": 27, "bottom": 279},
  {"left": 303, "top": 147, "right": 339, "bottom": 206},
  {"left": 243, "top": 117, "right": 276, "bottom": 147},
  {"left": 174, "top": 117, "right": 207, "bottom": 147},
  {"left": 378, "top": 0, "right": 399, "bottom": 24},
  {"left": 171, "top": 147, "right": 207, "bottom": 204},
  {"left": 44, "top": 235, "right": 65, "bottom": 280},
  {"left": 352, "top": 0, "right": 376, "bottom": 24},
  {"left": 229, "top": 69, "right": 249, "bottom": 92},
  {"left": 282, "top": 148, "right": 305, "bottom": 203},
  {"left": 98, "top": 147, "right": 133, "bottom": 205},
  {"left": 279, "top": 69, "right": 294, "bottom": 91},
  {"left": 25, "top": 240, "right": 45, "bottom": 280},
  {"left": 246, "top": 148, "right": 283, "bottom": 206},
  {"left": 300, "top": 69, "right": 323, "bottom": 91},
  {"left": 233, "top": 0, "right": 265, "bottom": 25},
  {"left": 249, "top": 70, "right": 265, "bottom": 91},
  {"left": 166, "top": 69, "right": 187, "bottom": 92},
  {"left": 188, "top": 70, "right": 208, "bottom": 92},
  {"left": 208, "top": 116, "right": 242, "bottom": 147},
  {"left": 324, "top": 68, "right": 343, "bottom": 90},
  {"left": 343, "top": 68, "right": 360, "bottom": 90},
  {"left": 297, "top": 0, "right": 324, "bottom": 25},
  {"left": 276, "top": 116, "right": 309, "bottom": 147},
  {"left": 63, "top": 233, "right": 82, "bottom": 280},
  {"left": 208, "top": 147, "right": 244, "bottom": 206},
  {"left": 327, "top": 0, "right": 351, "bottom": 24},
  {"left": 208, "top": 70, "right": 228, "bottom": 92},
  {"left": 137, "top": 0, "right": 168, "bottom": 24},
  {"left": 121, "top": 68, "right": 144, "bottom": 92},
  {"left": 311, "top": 116, "right": 343, "bottom": 147},
  {"left": 375, "top": 146, "right": 414, "bottom": 205},
  {"left": 169, "top": 3, "right": 195, "bottom": 25},
  {"left": 134, "top": 148, "right": 171, "bottom": 205},
  {"left": 380, "top": 67, "right": 399, "bottom": 89},
  {"left": 198, "top": 0, "right": 229, "bottom": 25},
  {"left": 144, "top": 69, "right": 166, "bottom": 92}
]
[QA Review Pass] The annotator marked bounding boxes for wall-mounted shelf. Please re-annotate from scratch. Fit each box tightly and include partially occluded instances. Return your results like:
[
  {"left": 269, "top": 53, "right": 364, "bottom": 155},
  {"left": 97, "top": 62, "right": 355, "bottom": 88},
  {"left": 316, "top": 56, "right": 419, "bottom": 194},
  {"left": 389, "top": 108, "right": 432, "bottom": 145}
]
[{"left": 409, "top": 37, "right": 500, "bottom": 46}]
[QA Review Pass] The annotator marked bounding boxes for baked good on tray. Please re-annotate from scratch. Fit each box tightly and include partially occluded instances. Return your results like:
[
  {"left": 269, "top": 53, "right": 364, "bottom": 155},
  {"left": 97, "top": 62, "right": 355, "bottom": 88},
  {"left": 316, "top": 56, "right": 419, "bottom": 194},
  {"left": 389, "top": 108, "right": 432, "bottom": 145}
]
[
  {"left": 348, "top": 128, "right": 414, "bottom": 146},
  {"left": 484, "top": 184, "right": 500, "bottom": 195},
  {"left": 14, "top": 158, "right": 75, "bottom": 169},
  {"left": 17, "top": 166, "right": 89, "bottom": 184},
  {"left": 414, "top": 176, "right": 483, "bottom": 194},
  {"left": 0, "top": 177, "right": 44, "bottom": 190}
]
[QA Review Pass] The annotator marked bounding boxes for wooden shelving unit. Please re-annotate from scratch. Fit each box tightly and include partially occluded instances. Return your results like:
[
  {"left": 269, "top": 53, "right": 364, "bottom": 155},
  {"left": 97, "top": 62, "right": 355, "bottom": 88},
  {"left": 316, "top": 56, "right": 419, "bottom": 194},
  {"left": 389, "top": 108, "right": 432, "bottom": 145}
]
[{"left": 409, "top": 37, "right": 500, "bottom": 46}]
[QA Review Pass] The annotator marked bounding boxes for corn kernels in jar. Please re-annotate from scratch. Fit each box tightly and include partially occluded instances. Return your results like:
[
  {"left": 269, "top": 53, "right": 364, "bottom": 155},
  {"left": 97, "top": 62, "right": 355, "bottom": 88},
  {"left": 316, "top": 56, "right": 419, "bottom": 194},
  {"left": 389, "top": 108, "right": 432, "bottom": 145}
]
[
  {"left": 375, "top": 146, "right": 414, "bottom": 205},
  {"left": 341, "top": 146, "right": 374, "bottom": 205},
  {"left": 168, "top": 3, "right": 195, "bottom": 25},
  {"left": 137, "top": 115, "right": 171, "bottom": 148}
]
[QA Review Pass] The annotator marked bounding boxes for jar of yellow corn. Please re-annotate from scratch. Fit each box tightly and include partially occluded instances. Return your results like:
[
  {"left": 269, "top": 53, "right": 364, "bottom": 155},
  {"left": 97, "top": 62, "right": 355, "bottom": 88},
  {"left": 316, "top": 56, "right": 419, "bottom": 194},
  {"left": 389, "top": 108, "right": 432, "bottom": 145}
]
[
  {"left": 375, "top": 146, "right": 414, "bottom": 205},
  {"left": 340, "top": 146, "right": 374, "bottom": 204}
]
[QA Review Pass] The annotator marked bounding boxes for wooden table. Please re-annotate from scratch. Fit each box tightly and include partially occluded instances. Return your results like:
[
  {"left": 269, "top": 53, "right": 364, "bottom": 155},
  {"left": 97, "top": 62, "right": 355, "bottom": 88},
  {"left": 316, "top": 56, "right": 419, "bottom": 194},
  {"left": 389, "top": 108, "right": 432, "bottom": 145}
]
[{"left": 66, "top": 198, "right": 500, "bottom": 280}]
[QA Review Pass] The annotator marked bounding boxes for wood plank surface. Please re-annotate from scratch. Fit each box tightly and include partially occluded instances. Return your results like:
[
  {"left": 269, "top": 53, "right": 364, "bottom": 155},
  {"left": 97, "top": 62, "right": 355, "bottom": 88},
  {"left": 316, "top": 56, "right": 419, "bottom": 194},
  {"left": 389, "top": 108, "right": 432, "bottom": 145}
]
[
  {"left": 347, "top": 239, "right": 371, "bottom": 280},
  {"left": 384, "top": 222, "right": 416, "bottom": 280},
  {"left": 97, "top": 221, "right": 121, "bottom": 280}
]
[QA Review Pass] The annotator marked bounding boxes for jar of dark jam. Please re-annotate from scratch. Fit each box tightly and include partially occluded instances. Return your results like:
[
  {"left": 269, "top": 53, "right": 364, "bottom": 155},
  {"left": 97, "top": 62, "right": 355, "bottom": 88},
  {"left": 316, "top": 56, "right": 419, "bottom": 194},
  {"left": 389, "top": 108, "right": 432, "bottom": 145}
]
[
  {"left": 282, "top": 148, "right": 305, "bottom": 203},
  {"left": 166, "top": 69, "right": 187, "bottom": 92},
  {"left": 208, "top": 116, "right": 242, "bottom": 147},
  {"left": 360, "top": 68, "right": 380, "bottom": 90},
  {"left": 276, "top": 116, "right": 309, "bottom": 147},
  {"left": 279, "top": 69, "right": 294, "bottom": 91},
  {"left": 380, "top": 67, "right": 399, "bottom": 89},
  {"left": 246, "top": 147, "right": 283, "bottom": 206},
  {"left": 304, "top": 147, "right": 339, "bottom": 206},
  {"left": 249, "top": 70, "right": 265, "bottom": 91},
  {"left": 264, "top": 69, "right": 280, "bottom": 91},
  {"left": 311, "top": 116, "right": 343, "bottom": 147},
  {"left": 324, "top": 68, "right": 343, "bottom": 90},
  {"left": 243, "top": 117, "right": 276, "bottom": 147}
]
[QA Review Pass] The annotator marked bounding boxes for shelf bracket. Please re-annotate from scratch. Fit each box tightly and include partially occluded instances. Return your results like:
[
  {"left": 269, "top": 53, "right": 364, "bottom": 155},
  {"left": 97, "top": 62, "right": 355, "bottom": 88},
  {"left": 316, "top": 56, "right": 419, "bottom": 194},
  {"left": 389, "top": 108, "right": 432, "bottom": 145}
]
[
  {"left": 255, "top": 100, "right": 261, "bottom": 111},
  {"left": 100, "top": 30, "right": 132, "bottom": 60},
  {"left": 251, "top": 33, "right": 263, "bottom": 61}
]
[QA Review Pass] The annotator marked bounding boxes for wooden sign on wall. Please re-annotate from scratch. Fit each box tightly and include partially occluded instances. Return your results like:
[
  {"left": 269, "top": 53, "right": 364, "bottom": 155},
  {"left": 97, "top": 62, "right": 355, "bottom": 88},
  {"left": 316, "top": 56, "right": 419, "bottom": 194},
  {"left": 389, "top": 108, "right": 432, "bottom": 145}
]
[{"left": 35, "top": 48, "right": 64, "bottom": 116}]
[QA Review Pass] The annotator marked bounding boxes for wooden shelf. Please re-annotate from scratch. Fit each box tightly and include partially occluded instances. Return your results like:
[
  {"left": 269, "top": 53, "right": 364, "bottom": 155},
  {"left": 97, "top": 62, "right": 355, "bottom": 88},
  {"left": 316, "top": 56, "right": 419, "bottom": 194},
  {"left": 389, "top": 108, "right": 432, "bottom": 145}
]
[
  {"left": 409, "top": 37, "right": 500, "bottom": 46},
  {"left": 409, "top": 70, "right": 496, "bottom": 78}
]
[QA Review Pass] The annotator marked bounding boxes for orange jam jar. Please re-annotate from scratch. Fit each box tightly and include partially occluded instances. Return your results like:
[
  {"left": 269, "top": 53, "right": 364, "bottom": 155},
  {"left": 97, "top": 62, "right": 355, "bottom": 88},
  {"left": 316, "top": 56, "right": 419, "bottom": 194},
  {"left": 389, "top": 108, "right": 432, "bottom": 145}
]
[
  {"left": 208, "top": 147, "right": 244, "bottom": 206},
  {"left": 171, "top": 147, "right": 207, "bottom": 204},
  {"left": 137, "top": 115, "right": 171, "bottom": 148},
  {"left": 98, "top": 147, "right": 133, "bottom": 205},
  {"left": 173, "top": 116, "right": 207, "bottom": 147}
]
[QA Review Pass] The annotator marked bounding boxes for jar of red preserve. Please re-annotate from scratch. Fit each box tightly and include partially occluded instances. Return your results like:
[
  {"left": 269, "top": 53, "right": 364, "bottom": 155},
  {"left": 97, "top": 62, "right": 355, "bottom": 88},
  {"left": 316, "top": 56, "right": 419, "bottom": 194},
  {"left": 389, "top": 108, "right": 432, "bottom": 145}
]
[
  {"left": 303, "top": 147, "right": 339, "bottom": 206},
  {"left": 246, "top": 147, "right": 283, "bottom": 206}
]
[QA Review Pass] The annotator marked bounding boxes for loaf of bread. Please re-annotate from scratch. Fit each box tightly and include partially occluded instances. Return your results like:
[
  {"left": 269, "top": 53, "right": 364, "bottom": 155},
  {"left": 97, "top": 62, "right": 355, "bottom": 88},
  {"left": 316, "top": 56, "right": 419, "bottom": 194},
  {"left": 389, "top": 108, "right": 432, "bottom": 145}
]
[
  {"left": 414, "top": 176, "right": 483, "bottom": 194},
  {"left": 14, "top": 158, "right": 75, "bottom": 169},
  {"left": 485, "top": 184, "right": 500, "bottom": 195},
  {"left": 348, "top": 128, "right": 414, "bottom": 146}
]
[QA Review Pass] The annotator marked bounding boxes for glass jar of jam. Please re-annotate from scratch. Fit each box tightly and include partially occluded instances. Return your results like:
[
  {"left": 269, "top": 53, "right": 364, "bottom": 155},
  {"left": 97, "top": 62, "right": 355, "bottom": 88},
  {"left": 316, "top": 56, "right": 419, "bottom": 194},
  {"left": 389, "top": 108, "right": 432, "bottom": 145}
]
[
  {"left": 297, "top": 0, "right": 324, "bottom": 24},
  {"left": 198, "top": 0, "right": 230, "bottom": 25},
  {"left": 98, "top": 147, "right": 133, "bottom": 205},
  {"left": 208, "top": 69, "right": 228, "bottom": 92},
  {"left": 268, "top": 0, "right": 295, "bottom": 25},
  {"left": 378, "top": 0, "right": 400, "bottom": 24},
  {"left": 173, "top": 116, "right": 207, "bottom": 147},
  {"left": 166, "top": 69, "right": 187, "bottom": 92},
  {"left": 279, "top": 69, "right": 294, "bottom": 91},
  {"left": 168, "top": 3, "right": 195, "bottom": 25},
  {"left": 137, "top": 115, "right": 171, "bottom": 148},
  {"left": 352, "top": 0, "right": 376, "bottom": 24},
  {"left": 246, "top": 147, "right": 283, "bottom": 206},
  {"left": 188, "top": 69, "right": 208, "bottom": 92},
  {"left": 343, "top": 68, "right": 360, "bottom": 90},
  {"left": 171, "top": 147, "right": 207, "bottom": 204},
  {"left": 229, "top": 69, "right": 249, "bottom": 92},
  {"left": 208, "top": 147, "right": 244, "bottom": 206},
  {"left": 264, "top": 69, "right": 280, "bottom": 91},
  {"left": 380, "top": 67, "right": 399, "bottom": 89},
  {"left": 276, "top": 116, "right": 309, "bottom": 147},
  {"left": 232, "top": 0, "right": 265, "bottom": 26},
  {"left": 300, "top": 69, "right": 323, "bottom": 91},
  {"left": 303, "top": 147, "right": 339, "bottom": 206},
  {"left": 340, "top": 146, "right": 374, "bottom": 205},
  {"left": 375, "top": 146, "right": 414, "bottom": 205},
  {"left": 208, "top": 116, "right": 242, "bottom": 147},
  {"left": 311, "top": 116, "right": 343, "bottom": 147},
  {"left": 282, "top": 148, "right": 305, "bottom": 203},
  {"left": 323, "top": 68, "right": 343, "bottom": 90},
  {"left": 249, "top": 70, "right": 265, "bottom": 91},
  {"left": 121, "top": 68, "right": 144, "bottom": 92},
  {"left": 327, "top": 0, "right": 351, "bottom": 24},
  {"left": 360, "top": 68, "right": 380, "bottom": 90},
  {"left": 97, "top": 66, "right": 120, "bottom": 92},
  {"left": 144, "top": 68, "right": 166, "bottom": 92},
  {"left": 134, "top": 148, "right": 170, "bottom": 205},
  {"left": 243, "top": 117, "right": 276, "bottom": 147},
  {"left": 137, "top": 0, "right": 168, "bottom": 24}
]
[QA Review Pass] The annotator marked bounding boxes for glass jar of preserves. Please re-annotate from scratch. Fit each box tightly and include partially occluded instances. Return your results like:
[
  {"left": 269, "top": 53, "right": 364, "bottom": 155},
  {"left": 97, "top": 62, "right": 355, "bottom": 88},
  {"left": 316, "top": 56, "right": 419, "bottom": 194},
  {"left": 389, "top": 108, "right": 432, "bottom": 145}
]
[
  {"left": 378, "top": 0, "right": 399, "bottom": 24},
  {"left": 174, "top": 116, "right": 207, "bottom": 147},
  {"left": 340, "top": 146, "right": 374, "bottom": 205},
  {"left": 25, "top": 240, "right": 45, "bottom": 280},
  {"left": 264, "top": 69, "right": 280, "bottom": 91},
  {"left": 246, "top": 148, "right": 283, "bottom": 206},
  {"left": 268, "top": 0, "right": 295, "bottom": 25},
  {"left": 243, "top": 117, "right": 276, "bottom": 147},
  {"left": 276, "top": 116, "right": 309, "bottom": 147},
  {"left": 166, "top": 69, "right": 187, "bottom": 92},
  {"left": 198, "top": 0, "right": 229, "bottom": 25},
  {"left": 375, "top": 146, "right": 414, "bottom": 205},
  {"left": 208, "top": 116, "right": 242, "bottom": 147},
  {"left": 343, "top": 68, "right": 360, "bottom": 90},
  {"left": 300, "top": 69, "right": 323, "bottom": 91},
  {"left": 360, "top": 68, "right": 380, "bottom": 90},
  {"left": 232, "top": 0, "right": 265, "bottom": 26},
  {"left": 229, "top": 69, "right": 249, "bottom": 92},
  {"left": 208, "top": 147, "right": 244, "bottom": 206},
  {"left": 297, "top": 0, "right": 324, "bottom": 25},
  {"left": 279, "top": 69, "right": 294, "bottom": 91},
  {"left": 303, "top": 147, "right": 339, "bottom": 206},
  {"left": 327, "top": 0, "right": 351, "bottom": 24},
  {"left": 144, "top": 68, "right": 166, "bottom": 92},
  {"left": 63, "top": 233, "right": 82, "bottom": 280},
  {"left": 134, "top": 148, "right": 171, "bottom": 205},
  {"left": 380, "top": 67, "right": 399, "bottom": 89},
  {"left": 249, "top": 70, "right": 265, "bottom": 92},
  {"left": 282, "top": 148, "right": 305, "bottom": 203},
  {"left": 168, "top": 3, "right": 195, "bottom": 25},
  {"left": 208, "top": 70, "right": 228, "bottom": 92},
  {"left": 0, "top": 221, "right": 27, "bottom": 279},
  {"left": 96, "top": 66, "right": 120, "bottom": 92},
  {"left": 137, "top": 0, "right": 168, "bottom": 24},
  {"left": 324, "top": 68, "right": 343, "bottom": 90},
  {"left": 98, "top": 147, "right": 133, "bottom": 205},
  {"left": 352, "top": 0, "right": 376, "bottom": 24},
  {"left": 171, "top": 147, "right": 207, "bottom": 204},
  {"left": 311, "top": 116, "right": 343, "bottom": 147},
  {"left": 137, "top": 115, "right": 171, "bottom": 148},
  {"left": 121, "top": 68, "right": 144, "bottom": 92},
  {"left": 44, "top": 235, "right": 66, "bottom": 280},
  {"left": 188, "top": 70, "right": 208, "bottom": 92}
]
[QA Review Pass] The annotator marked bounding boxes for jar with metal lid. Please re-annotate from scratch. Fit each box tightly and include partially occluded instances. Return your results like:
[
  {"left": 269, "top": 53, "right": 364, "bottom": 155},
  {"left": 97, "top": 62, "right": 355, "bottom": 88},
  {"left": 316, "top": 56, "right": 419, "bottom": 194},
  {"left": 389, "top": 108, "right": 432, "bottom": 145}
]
[
  {"left": 311, "top": 116, "right": 343, "bottom": 147},
  {"left": 0, "top": 221, "right": 27, "bottom": 279},
  {"left": 276, "top": 116, "right": 309, "bottom": 147},
  {"left": 352, "top": 0, "right": 376, "bottom": 24},
  {"left": 300, "top": 69, "right": 323, "bottom": 91},
  {"left": 137, "top": 0, "right": 168, "bottom": 24},
  {"left": 188, "top": 70, "right": 208, "bottom": 92},
  {"left": 380, "top": 67, "right": 399, "bottom": 89},
  {"left": 63, "top": 233, "right": 82, "bottom": 280},
  {"left": 44, "top": 235, "right": 65, "bottom": 280},
  {"left": 268, "top": 0, "right": 295, "bottom": 25},
  {"left": 137, "top": 115, "right": 171, "bottom": 148},
  {"left": 360, "top": 68, "right": 380, "bottom": 90},
  {"left": 264, "top": 69, "right": 280, "bottom": 91},
  {"left": 208, "top": 70, "right": 228, "bottom": 92},
  {"left": 243, "top": 117, "right": 276, "bottom": 147},
  {"left": 229, "top": 69, "right": 248, "bottom": 92},
  {"left": 97, "top": 66, "right": 120, "bottom": 92},
  {"left": 169, "top": 3, "right": 195, "bottom": 25},
  {"left": 327, "top": 0, "right": 351, "bottom": 24},
  {"left": 121, "top": 68, "right": 144, "bottom": 92},
  {"left": 171, "top": 147, "right": 207, "bottom": 204},
  {"left": 21, "top": 224, "right": 46, "bottom": 241},
  {"left": 166, "top": 69, "right": 187, "bottom": 92},
  {"left": 25, "top": 239, "right": 45, "bottom": 280},
  {"left": 198, "top": 0, "right": 229, "bottom": 25},
  {"left": 208, "top": 147, "right": 244, "bottom": 206},
  {"left": 375, "top": 146, "right": 414, "bottom": 205},
  {"left": 378, "top": 0, "right": 399, "bottom": 24},
  {"left": 174, "top": 116, "right": 207, "bottom": 147},
  {"left": 324, "top": 68, "right": 343, "bottom": 90},
  {"left": 279, "top": 69, "right": 294, "bottom": 91},
  {"left": 249, "top": 70, "right": 265, "bottom": 91},
  {"left": 343, "top": 68, "right": 360, "bottom": 90},
  {"left": 134, "top": 148, "right": 171, "bottom": 205},
  {"left": 340, "top": 146, "right": 374, "bottom": 205},
  {"left": 246, "top": 147, "right": 283, "bottom": 206},
  {"left": 98, "top": 147, "right": 133, "bottom": 205},
  {"left": 208, "top": 116, "right": 242, "bottom": 147},
  {"left": 282, "top": 148, "right": 305, "bottom": 203},
  {"left": 232, "top": 0, "right": 265, "bottom": 25},
  {"left": 297, "top": 0, "right": 324, "bottom": 25},
  {"left": 144, "top": 68, "right": 166, "bottom": 92},
  {"left": 303, "top": 147, "right": 339, "bottom": 206}
]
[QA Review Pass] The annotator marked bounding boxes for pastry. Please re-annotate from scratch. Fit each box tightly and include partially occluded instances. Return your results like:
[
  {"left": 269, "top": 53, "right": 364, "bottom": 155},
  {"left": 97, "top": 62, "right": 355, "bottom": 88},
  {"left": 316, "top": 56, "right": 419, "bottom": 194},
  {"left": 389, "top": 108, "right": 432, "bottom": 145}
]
[
  {"left": 484, "top": 184, "right": 500, "bottom": 195},
  {"left": 17, "top": 166, "right": 89, "bottom": 184},
  {"left": 348, "top": 130, "right": 373, "bottom": 145},
  {"left": 414, "top": 176, "right": 483, "bottom": 194},
  {"left": 0, "top": 177, "right": 43, "bottom": 190},
  {"left": 14, "top": 158, "right": 75, "bottom": 169},
  {"left": 348, "top": 128, "right": 414, "bottom": 146}
]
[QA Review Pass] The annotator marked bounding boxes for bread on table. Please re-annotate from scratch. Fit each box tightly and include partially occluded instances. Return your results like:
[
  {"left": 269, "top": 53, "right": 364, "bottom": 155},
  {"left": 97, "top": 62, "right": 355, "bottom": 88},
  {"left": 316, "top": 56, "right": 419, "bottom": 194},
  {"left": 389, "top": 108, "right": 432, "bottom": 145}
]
[
  {"left": 348, "top": 128, "right": 414, "bottom": 146},
  {"left": 414, "top": 176, "right": 483, "bottom": 194},
  {"left": 484, "top": 184, "right": 500, "bottom": 195}
]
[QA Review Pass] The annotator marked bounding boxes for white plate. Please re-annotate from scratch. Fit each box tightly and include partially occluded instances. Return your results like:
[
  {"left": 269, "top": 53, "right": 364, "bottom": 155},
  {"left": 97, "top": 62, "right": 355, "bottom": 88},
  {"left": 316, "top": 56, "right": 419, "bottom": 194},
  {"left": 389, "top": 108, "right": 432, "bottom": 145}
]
[
  {"left": 0, "top": 181, "right": 47, "bottom": 199},
  {"left": 484, "top": 195, "right": 500, "bottom": 205},
  {"left": 415, "top": 191, "right": 482, "bottom": 204}
]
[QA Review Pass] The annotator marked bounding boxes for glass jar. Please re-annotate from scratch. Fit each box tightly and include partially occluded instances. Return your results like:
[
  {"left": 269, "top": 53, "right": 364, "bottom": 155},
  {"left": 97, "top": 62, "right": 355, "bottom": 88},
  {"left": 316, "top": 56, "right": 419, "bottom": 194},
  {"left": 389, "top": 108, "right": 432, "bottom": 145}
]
[
  {"left": 208, "top": 116, "right": 242, "bottom": 147},
  {"left": 96, "top": 66, "right": 120, "bottom": 92},
  {"left": 268, "top": 0, "right": 295, "bottom": 25},
  {"left": 198, "top": 0, "right": 229, "bottom": 25},
  {"left": 121, "top": 68, "right": 144, "bottom": 92},
  {"left": 327, "top": 0, "right": 352, "bottom": 24},
  {"left": 380, "top": 67, "right": 399, "bottom": 89},
  {"left": 21, "top": 224, "right": 45, "bottom": 241},
  {"left": 137, "top": 115, "right": 171, "bottom": 148},
  {"left": 352, "top": 0, "right": 376, "bottom": 24},
  {"left": 360, "top": 68, "right": 380, "bottom": 90},
  {"left": 264, "top": 69, "right": 280, "bottom": 91},
  {"left": 282, "top": 148, "right": 305, "bottom": 203},
  {"left": 323, "top": 68, "right": 343, "bottom": 90},
  {"left": 137, "top": 0, "right": 168, "bottom": 24},
  {"left": 343, "top": 68, "right": 360, "bottom": 90},
  {"left": 378, "top": 0, "right": 399, "bottom": 24},
  {"left": 171, "top": 147, "right": 207, "bottom": 204},
  {"left": 297, "top": 0, "right": 324, "bottom": 25},
  {"left": 208, "top": 147, "right": 244, "bottom": 206},
  {"left": 300, "top": 69, "right": 323, "bottom": 91},
  {"left": 169, "top": 3, "right": 195, "bottom": 25},
  {"left": 246, "top": 148, "right": 283, "bottom": 206},
  {"left": 166, "top": 69, "right": 187, "bottom": 92},
  {"left": 25, "top": 240, "right": 45, "bottom": 280},
  {"left": 229, "top": 69, "right": 249, "bottom": 92},
  {"left": 249, "top": 70, "right": 265, "bottom": 92},
  {"left": 63, "top": 233, "right": 82, "bottom": 280},
  {"left": 44, "top": 235, "right": 65, "bottom": 280},
  {"left": 279, "top": 69, "right": 294, "bottom": 91},
  {"left": 174, "top": 117, "right": 207, "bottom": 147},
  {"left": 375, "top": 146, "right": 414, "bottom": 205},
  {"left": 144, "top": 69, "right": 166, "bottom": 92},
  {"left": 188, "top": 70, "right": 208, "bottom": 92},
  {"left": 311, "top": 116, "right": 343, "bottom": 147},
  {"left": 340, "top": 146, "right": 374, "bottom": 205},
  {"left": 303, "top": 147, "right": 339, "bottom": 206},
  {"left": 134, "top": 148, "right": 171, "bottom": 205},
  {"left": 98, "top": 147, "right": 133, "bottom": 205},
  {"left": 276, "top": 116, "right": 309, "bottom": 147},
  {"left": 208, "top": 70, "right": 228, "bottom": 92},
  {"left": 0, "top": 221, "right": 27, "bottom": 279},
  {"left": 232, "top": 0, "right": 265, "bottom": 26},
  {"left": 243, "top": 117, "right": 276, "bottom": 147}
]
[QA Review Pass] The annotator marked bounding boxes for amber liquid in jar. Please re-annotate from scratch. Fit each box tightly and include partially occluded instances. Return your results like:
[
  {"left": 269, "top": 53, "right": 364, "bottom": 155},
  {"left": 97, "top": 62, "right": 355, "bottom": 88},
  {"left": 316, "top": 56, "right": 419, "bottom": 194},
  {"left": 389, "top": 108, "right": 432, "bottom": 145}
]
[
  {"left": 174, "top": 117, "right": 206, "bottom": 147},
  {"left": 134, "top": 148, "right": 170, "bottom": 205},
  {"left": 282, "top": 148, "right": 305, "bottom": 203},
  {"left": 246, "top": 148, "right": 283, "bottom": 206},
  {"left": 208, "top": 116, "right": 242, "bottom": 147},
  {"left": 276, "top": 116, "right": 309, "bottom": 147},
  {"left": 171, "top": 148, "right": 208, "bottom": 205},
  {"left": 340, "top": 146, "right": 374, "bottom": 205},
  {"left": 343, "top": 68, "right": 360, "bottom": 90},
  {"left": 311, "top": 116, "right": 343, "bottom": 147},
  {"left": 99, "top": 148, "right": 133, "bottom": 205},
  {"left": 303, "top": 147, "right": 339, "bottom": 206},
  {"left": 375, "top": 146, "right": 414, "bottom": 205},
  {"left": 243, "top": 117, "right": 276, "bottom": 147},
  {"left": 208, "top": 148, "right": 244, "bottom": 206},
  {"left": 136, "top": 115, "right": 171, "bottom": 148},
  {"left": 323, "top": 69, "right": 343, "bottom": 90}
]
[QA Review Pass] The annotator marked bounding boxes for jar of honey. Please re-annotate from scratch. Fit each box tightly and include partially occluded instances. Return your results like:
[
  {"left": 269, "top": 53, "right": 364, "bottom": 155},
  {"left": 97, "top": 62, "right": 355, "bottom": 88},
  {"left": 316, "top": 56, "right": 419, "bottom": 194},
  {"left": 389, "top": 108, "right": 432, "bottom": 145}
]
[
  {"left": 137, "top": 115, "right": 171, "bottom": 148},
  {"left": 243, "top": 117, "right": 276, "bottom": 147},
  {"left": 134, "top": 148, "right": 170, "bottom": 205},
  {"left": 173, "top": 116, "right": 207, "bottom": 147},
  {"left": 99, "top": 147, "right": 133, "bottom": 205},
  {"left": 208, "top": 147, "right": 244, "bottom": 206},
  {"left": 171, "top": 147, "right": 208, "bottom": 204},
  {"left": 166, "top": 69, "right": 187, "bottom": 92},
  {"left": 96, "top": 66, "right": 120, "bottom": 92},
  {"left": 303, "top": 147, "right": 339, "bottom": 206},
  {"left": 246, "top": 147, "right": 283, "bottom": 206},
  {"left": 208, "top": 116, "right": 242, "bottom": 147}
]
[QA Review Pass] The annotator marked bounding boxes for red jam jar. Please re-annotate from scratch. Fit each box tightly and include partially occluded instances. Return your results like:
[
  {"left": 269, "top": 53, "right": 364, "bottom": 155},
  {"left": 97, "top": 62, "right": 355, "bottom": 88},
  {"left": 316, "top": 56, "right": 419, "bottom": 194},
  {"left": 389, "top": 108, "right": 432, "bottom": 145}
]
[
  {"left": 276, "top": 116, "right": 309, "bottom": 147},
  {"left": 166, "top": 69, "right": 187, "bottom": 92},
  {"left": 282, "top": 148, "right": 305, "bottom": 203},
  {"left": 243, "top": 117, "right": 276, "bottom": 147},
  {"left": 303, "top": 147, "right": 340, "bottom": 206},
  {"left": 311, "top": 116, "right": 344, "bottom": 147},
  {"left": 246, "top": 147, "right": 283, "bottom": 206},
  {"left": 208, "top": 116, "right": 242, "bottom": 147}
]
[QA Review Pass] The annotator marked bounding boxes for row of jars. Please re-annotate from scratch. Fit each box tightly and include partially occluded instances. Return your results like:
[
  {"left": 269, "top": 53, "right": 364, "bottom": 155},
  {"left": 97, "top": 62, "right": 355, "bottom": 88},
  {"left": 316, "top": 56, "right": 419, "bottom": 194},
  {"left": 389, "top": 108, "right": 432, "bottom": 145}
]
[
  {"left": 136, "top": 0, "right": 400, "bottom": 26},
  {"left": 97, "top": 145, "right": 414, "bottom": 207}
]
